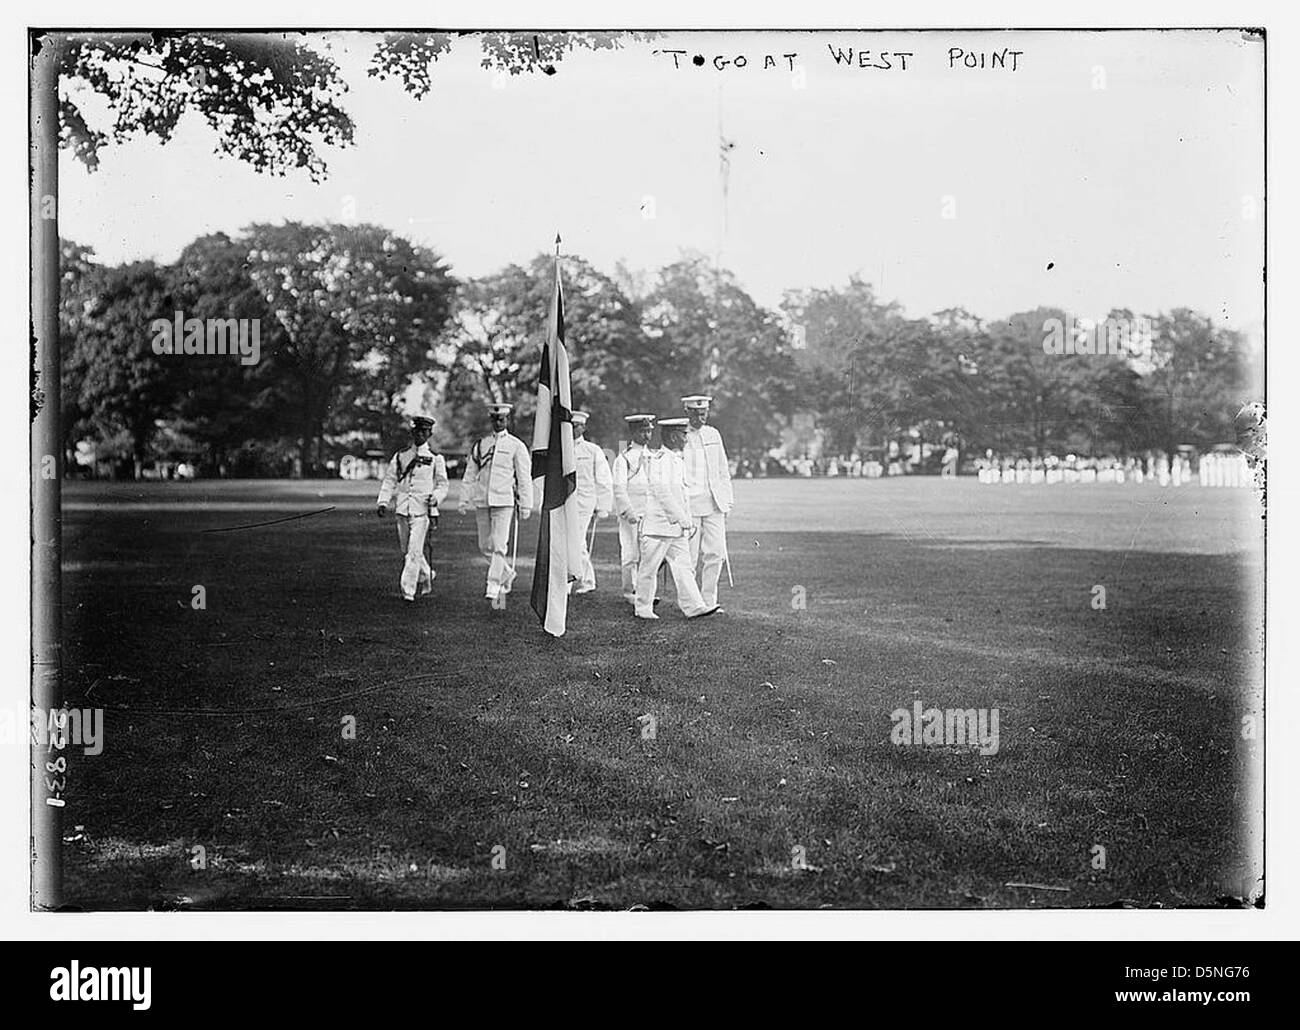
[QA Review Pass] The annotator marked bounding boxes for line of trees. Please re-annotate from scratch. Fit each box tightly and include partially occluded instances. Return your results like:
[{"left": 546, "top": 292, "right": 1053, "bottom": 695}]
[{"left": 59, "top": 225, "right": 1260, "bottom": 478}]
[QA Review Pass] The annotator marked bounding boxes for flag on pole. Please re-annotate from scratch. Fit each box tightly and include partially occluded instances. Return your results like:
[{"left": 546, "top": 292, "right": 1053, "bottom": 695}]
[{"left": 530, "top": 237, "right": 583, "bottom": 636}]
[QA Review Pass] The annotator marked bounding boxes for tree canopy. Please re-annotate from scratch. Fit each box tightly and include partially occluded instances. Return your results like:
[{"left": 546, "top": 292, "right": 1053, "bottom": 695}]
[
  {"left": 53, "top": 31, "right": 655, "bottom": 181},
  {"left": 58, "top": 231, "right": 1261, "bottom": 478}
]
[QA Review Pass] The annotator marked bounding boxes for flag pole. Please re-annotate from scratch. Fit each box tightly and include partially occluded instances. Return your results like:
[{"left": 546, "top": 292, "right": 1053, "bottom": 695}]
[{"left": 531, "top": 230, "right": 579, "bottom": 636}]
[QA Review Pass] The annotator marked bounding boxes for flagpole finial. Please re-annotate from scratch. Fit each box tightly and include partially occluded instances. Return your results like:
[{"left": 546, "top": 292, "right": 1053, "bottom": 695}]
[{"left": 555, "top": 233, "right": 561, "bottom": 256}]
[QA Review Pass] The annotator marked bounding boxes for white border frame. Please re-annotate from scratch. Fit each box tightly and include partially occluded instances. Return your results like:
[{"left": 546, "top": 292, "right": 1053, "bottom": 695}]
[{"left": 3, "top": 0, "right": 1290, "bottom": 943}]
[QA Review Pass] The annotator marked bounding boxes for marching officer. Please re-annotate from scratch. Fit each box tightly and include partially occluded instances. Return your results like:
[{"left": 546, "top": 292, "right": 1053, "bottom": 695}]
[
  {"left": 376, "top": 414, "right": 450, "bottom": 603},
  {"left": 681, "top": 394, "right": 734, "bottom": 610},
  {"left": 459, "top": 402, "right": 534, "bottom": 607},
  {"left": 611, "top": 413, "right": 656, "bottom": 605},
  {"left": 571, "top": 411, "right": 614, "bottom": 594},
  {"left": 634, "top": 418, "right": 719, "bottom": 621}
]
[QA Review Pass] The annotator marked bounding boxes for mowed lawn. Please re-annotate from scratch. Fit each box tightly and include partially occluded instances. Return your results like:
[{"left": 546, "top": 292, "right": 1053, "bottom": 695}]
[{"left": 57, "top": 476, "right": 1264, "bottom": 910}]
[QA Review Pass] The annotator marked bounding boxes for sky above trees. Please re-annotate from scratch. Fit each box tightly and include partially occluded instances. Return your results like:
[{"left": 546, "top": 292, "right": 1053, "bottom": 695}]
[{"left": 56, "top": 29, "right": 1263, "bottom": 339}]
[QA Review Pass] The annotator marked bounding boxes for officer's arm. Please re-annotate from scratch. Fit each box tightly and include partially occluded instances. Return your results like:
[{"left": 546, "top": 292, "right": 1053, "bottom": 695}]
[
  {"left": 715, "top": 432, "right": 735, "bottom": 511},
  {"left": 595, "top": 450, "right": 614, "bottom": 514},
  {"left": 612, "top": 456, "right": 631, "bottom": 514},
  {"left": 667, "top": 472, "right": 692, "bottom": 528},
  {"left": 377, "top": 455, "right": 397, "bottom": 509},
  {"left": 649, "top": 464, "right": 683, "bottom": 526},
  {"left": 514, "top": 440, "right": 535, "bottom": 515},
  {"left": 432, "top": 455, "right": 450, "bottom": 507},
  {"left": 459, "top": 445, "right": 479, "bottom": 512}
]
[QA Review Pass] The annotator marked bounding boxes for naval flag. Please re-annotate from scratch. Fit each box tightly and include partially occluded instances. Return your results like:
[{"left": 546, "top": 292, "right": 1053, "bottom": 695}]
[{"left": 530, "top": 239, "right": 583, "bottom": 636}]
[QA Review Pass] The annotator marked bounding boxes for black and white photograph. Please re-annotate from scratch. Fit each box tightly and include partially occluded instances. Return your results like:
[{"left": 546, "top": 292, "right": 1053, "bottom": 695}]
[{"left": 13, "top": 3, "right": 1286, "bottom": 948}]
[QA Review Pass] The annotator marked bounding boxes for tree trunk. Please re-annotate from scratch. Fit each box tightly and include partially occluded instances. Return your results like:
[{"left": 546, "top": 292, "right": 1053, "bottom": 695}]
[
  {"left": 132, "top": 427, "right": 148, "bottom": 480},
  {"left": 297, "top": 420, "right": 313, "bottom": 479}
]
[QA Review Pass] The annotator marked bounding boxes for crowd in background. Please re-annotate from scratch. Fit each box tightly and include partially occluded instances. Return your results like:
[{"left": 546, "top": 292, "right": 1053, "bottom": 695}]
[{"left": 974, "top": 449, "right": 1253, "bottom": 487}]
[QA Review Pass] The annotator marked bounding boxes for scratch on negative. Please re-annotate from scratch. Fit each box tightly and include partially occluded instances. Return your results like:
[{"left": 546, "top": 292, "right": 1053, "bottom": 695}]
[{"left": 1117, "top": 500, "right": 1159, "bottom": 576}]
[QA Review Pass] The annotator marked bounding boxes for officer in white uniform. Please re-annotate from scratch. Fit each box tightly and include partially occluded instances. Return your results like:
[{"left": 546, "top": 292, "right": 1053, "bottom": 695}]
[
  {"left": 570, "top": 410, "right": 614, "bottom": 594},
  {"left": 376, "top": 414, "right": 450, "bottom": 602},
  {"left": 458, "top": 402, "right": 534, "bottom": 605},
  {"left": 680, "top": 395, "right": 734, "bottom": 610},
  {"left": 611, "top": 414, "right": 656, "bottom": 604},
  {"left": 634, "top": 418, "right": 719, "bottom": 621}
]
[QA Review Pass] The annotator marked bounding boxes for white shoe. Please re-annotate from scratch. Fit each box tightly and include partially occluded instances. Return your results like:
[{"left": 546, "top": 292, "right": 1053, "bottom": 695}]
[
  {"left": 574, "top": 584, "right": 596, "bottom": 595},
  {"left": 634, "top": 611, "right": 660, "bottom": 620},
  {"left": 486, "top": 585, "right": 500, "bottom": 600}
]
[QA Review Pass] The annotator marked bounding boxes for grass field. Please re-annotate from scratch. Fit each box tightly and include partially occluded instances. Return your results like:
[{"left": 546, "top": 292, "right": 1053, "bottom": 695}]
[{"left": 56, "top": 475, "right": 1264, "bottom": 910}]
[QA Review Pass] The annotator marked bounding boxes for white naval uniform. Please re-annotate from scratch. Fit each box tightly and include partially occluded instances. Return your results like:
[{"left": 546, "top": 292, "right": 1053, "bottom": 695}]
[
  {"left": 461, "top": 430, "right": 534, "bottom": 598},
  {"left": 376, "top": 443, "right": 450, "bottom": 600},
  {"left": 634, "top": 448, "right": 709, "bottom": 618},
  {"left": 611, "top": 443, "right": 651, "bottom": 602},
  {"left": 683, "top": 423, "right": 734, "bottom": 608},
  {"left": 572, "top": 437, "right": 614, "bottom": 592}
]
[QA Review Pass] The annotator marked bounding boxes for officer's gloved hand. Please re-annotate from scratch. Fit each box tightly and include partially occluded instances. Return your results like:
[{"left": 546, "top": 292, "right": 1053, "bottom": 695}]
[
  {"left": 376, "top": 505, "right": 388, "bottom": 518},
  {"left": 458, "top": 501, "right": 470, "bottom": 516},
  {"left": 520, "top": 506, "right": 533, "bottom": 521},
  {"left": 597, "top": 510, "right": 609, "bottom": 520}
]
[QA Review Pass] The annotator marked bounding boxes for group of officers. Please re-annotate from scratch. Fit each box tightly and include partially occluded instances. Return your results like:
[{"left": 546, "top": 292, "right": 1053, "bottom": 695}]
[{"left": 375, "top": 395, "right": 734, "bottom": 620}]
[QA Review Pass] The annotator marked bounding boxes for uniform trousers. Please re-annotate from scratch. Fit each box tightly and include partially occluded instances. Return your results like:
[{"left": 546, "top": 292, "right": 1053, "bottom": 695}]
[
  {"left": 395, "top": 514, "right": 434, "bottom": 600},
  {"left": 573, "top": 503, "right": 597, "bottom": 592},
  {"left": 688, "top": 510, "right": 728, "bottom": 608},
  {"left": 475, "top": 506, "right": 515, "bottom": 597},
  {"left": 617, "top": 516, "right": 642, "bottom": 601},
  {"left": 635, "top": 532, "right": 709, "bottom": 618}
]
